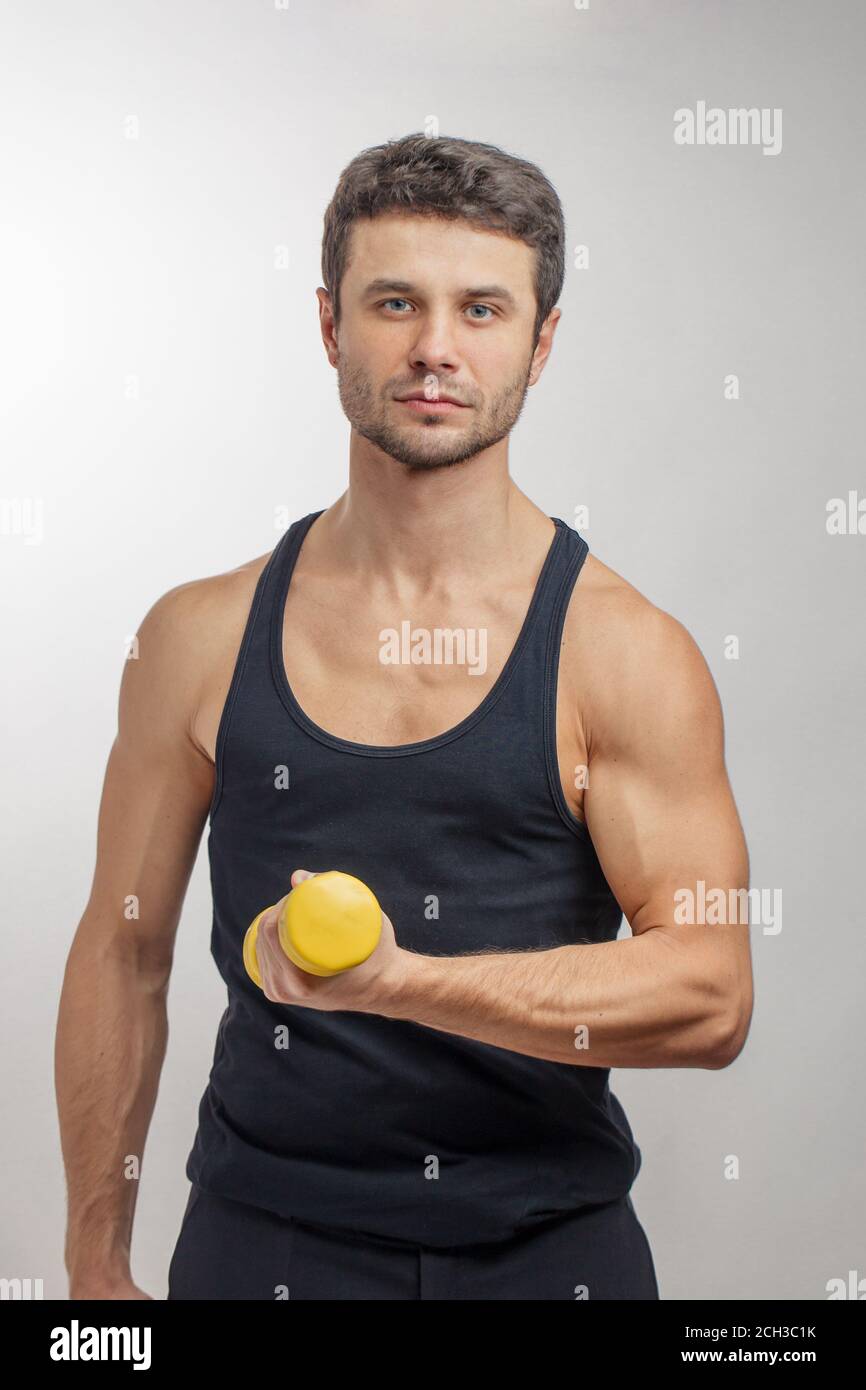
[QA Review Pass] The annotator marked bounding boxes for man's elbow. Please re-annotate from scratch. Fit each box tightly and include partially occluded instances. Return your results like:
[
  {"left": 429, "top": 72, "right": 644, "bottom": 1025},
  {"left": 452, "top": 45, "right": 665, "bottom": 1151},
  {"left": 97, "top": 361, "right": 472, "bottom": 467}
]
[{"left": 703, "top": 994, "right": 753, "bottom": 1070}]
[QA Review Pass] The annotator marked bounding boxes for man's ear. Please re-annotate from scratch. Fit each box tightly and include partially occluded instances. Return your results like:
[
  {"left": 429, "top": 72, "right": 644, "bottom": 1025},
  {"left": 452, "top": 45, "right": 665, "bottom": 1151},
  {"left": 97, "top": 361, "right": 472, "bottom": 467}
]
[
  {"left": 316, "top": 287, "right": 339, "bottom": 364},
  {"left": 528, "top": 306, "right": 562, "bottom": 386}
]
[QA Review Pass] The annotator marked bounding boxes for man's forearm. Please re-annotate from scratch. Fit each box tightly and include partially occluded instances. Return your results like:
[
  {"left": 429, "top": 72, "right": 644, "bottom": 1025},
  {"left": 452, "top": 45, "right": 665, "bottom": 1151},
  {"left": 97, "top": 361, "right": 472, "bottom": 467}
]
[
  {"left": 55, "top": 921, "right": 170, "bottom": 1295},
  {"left": 377, "top": 926, "right": 737, "bottom": 1069}
]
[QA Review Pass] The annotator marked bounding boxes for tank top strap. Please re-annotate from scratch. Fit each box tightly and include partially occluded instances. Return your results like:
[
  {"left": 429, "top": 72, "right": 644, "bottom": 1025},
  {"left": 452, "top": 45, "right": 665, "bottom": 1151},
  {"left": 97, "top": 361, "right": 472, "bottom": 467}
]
[
  {"left": 542, "top": 516, "right": 590, "bottom": 659},
  {"left": 268, "top": 510, "right": 325, "bottom": 603},
  {"left": 254, "top": 509, "right": 325, "bottom": 662},
  {"left": 534, "top": 518, "right": 591, "bottom": 837},
  {"left": 207, "top": 510, "right": 325, "bottom": 824},
  {"left": 506, "top": 515, "right": 590, "bottom": 694}
]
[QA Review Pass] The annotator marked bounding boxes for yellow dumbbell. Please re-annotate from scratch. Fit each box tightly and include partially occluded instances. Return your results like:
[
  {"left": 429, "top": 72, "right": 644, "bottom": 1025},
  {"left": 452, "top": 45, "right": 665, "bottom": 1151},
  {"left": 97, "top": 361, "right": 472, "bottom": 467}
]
[{"left": 243, "top": 870, "right": 382, "bottom": 985}]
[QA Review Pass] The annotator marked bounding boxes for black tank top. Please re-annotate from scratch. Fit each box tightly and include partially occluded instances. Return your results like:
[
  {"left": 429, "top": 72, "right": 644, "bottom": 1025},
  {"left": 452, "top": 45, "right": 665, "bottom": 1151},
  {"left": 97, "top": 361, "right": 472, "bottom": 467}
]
[{"left": 186, "top": 510, "right": 642, "bottom": 1247}]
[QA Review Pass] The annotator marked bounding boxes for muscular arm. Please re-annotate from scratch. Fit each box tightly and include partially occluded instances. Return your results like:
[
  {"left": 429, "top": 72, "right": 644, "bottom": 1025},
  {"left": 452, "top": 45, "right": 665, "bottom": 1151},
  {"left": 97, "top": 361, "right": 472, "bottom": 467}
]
[
  {"left": 54, "top": 584, "right": 216, "bottom": 1298},
  {"left": 381, "top": 603, "right": 754, "bottom": 1070}
]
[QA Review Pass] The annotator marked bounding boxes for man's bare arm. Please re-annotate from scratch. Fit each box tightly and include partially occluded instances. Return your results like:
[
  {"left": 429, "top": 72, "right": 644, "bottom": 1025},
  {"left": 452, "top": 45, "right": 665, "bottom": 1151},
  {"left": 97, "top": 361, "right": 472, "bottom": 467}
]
[
  {"left": 377, "top": 602, "right": 753, "bottom": 1070},
  {"left": 54, "top": 583, "right": 217, "bottom": 1299}
]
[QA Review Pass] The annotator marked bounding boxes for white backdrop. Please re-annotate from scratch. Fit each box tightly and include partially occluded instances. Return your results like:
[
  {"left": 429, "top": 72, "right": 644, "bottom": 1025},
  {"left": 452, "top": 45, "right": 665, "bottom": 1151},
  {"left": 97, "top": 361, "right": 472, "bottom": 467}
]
[{"left": 1, "top": 0, "right": 863, "bottom": 1300}]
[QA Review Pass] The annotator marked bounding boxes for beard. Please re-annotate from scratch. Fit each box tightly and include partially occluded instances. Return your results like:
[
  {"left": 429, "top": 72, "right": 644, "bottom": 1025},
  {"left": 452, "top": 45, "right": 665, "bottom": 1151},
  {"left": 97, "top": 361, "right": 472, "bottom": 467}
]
[{"left": 335, "top": 356, "right": 534, "bottom": 472}]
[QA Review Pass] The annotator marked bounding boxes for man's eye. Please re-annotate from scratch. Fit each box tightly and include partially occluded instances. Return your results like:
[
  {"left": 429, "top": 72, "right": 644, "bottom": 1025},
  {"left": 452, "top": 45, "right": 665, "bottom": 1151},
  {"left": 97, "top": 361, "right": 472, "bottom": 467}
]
[{"left": 380, "top": 300, "right": 495, "bottom": 319}]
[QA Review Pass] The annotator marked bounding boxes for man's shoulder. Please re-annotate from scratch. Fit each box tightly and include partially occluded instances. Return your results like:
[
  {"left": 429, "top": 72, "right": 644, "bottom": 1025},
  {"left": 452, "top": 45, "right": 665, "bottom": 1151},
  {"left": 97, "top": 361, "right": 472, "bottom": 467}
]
[
  {"left": 151, "top": 547, "right": 274, "bottom": 633},
  {"left": 131, "top": 548, "right": 275, "bottom": 750},
  {"left": 562, "top": 550, "right": 720, "bottom": 742},
  {"left": 565, "top": 549, "right": 682, "bottom": 656}
]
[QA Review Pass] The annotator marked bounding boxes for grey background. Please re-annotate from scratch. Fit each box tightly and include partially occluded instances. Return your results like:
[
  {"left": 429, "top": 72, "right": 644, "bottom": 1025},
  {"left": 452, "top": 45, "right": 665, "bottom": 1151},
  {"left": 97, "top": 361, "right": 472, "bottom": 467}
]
[{"left": 1, "top": 0, "right": 863, "bottom": 1300}]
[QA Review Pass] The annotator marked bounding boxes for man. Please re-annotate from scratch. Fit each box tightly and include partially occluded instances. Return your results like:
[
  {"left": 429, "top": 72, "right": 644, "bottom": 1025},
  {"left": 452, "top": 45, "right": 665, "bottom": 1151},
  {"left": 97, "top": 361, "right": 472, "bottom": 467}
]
[{"left": 55, "top": 132, "right": 752, "bottom": 1301}]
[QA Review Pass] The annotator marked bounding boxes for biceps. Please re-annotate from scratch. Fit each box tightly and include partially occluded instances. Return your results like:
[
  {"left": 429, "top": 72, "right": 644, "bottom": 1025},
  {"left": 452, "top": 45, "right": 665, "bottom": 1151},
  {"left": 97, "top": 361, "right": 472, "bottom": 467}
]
[
  {"left": 584, "top": 745, "right": 749, "bottom": 937},
  {"left": 84, "top": 728, "right": 213, "bottom": 965}
]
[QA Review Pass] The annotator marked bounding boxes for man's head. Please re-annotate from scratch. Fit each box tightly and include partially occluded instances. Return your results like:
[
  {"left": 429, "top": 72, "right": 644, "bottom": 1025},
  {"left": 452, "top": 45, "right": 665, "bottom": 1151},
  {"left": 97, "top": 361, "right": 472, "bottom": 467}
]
[{"left": 318, "top": 133, "right": 566, "bottom": 472}]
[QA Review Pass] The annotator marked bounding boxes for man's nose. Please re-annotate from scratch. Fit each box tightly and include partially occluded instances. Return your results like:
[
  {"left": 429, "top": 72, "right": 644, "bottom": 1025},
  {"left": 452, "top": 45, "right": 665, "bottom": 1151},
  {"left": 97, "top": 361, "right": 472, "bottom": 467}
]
[{"left": 407, "top": 316, "right": 462, "bottom": 376}]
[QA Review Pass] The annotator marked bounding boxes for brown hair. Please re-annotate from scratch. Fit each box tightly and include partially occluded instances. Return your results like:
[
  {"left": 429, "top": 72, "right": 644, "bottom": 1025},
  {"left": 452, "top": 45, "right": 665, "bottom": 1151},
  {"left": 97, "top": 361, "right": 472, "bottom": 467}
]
[{"left": 321, "top": 132, "right": 566, "bottom": 346}]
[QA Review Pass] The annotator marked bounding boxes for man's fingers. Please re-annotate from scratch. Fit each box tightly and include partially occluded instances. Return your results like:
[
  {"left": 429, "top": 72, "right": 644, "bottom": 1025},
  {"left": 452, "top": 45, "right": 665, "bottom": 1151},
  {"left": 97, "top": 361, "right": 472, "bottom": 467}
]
[{"left": 257, "top": 896, "right": 289, "bottom": 983}]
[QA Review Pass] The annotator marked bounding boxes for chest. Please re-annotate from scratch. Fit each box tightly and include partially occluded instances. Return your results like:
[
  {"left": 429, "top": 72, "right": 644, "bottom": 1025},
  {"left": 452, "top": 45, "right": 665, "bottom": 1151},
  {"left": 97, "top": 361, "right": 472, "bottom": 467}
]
[{"left": 274, "top": 578, "right": 588, "bottom": 821}]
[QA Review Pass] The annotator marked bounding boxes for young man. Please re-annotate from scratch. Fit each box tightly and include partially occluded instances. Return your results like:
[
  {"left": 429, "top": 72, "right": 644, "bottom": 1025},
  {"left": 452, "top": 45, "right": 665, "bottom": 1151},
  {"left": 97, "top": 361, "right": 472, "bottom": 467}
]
[{"left": 56, "top": 132, "right": 752, "bottom": 1301}]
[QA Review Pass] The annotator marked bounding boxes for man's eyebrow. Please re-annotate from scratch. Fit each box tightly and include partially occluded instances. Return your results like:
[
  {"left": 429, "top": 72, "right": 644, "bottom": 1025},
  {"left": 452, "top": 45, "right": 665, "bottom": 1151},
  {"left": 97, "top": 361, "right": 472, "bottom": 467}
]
[{"left": 361, "top": 279, "right": 517, "bottom": 308}]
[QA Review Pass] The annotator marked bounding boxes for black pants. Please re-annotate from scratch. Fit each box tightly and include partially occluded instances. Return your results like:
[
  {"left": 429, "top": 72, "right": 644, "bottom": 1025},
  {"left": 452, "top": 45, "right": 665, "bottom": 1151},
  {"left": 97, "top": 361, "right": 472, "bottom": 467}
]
[{"left": 167, "top": 1185, "right": 660, "bottom": 1300}]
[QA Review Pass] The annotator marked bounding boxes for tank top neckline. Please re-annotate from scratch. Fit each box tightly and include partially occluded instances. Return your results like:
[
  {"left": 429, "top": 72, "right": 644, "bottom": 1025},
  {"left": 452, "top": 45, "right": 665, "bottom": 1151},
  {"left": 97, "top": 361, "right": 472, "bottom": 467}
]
[{"left": 269, "top": 511, "right": 568, "bottom": 759}]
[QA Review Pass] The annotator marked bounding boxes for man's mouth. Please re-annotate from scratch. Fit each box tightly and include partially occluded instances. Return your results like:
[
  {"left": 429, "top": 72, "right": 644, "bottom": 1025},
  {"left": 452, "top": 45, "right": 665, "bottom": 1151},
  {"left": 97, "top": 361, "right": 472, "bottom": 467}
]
[{"left": 395, "top": 392, "right": 469, "bottom": 414}]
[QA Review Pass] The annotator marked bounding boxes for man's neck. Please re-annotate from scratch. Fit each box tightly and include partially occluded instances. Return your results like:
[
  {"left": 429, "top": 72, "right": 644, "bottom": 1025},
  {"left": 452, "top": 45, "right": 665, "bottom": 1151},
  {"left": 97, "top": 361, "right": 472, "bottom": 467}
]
[{"left": 311, "top": 453, "right": 553, "bottom": 588}]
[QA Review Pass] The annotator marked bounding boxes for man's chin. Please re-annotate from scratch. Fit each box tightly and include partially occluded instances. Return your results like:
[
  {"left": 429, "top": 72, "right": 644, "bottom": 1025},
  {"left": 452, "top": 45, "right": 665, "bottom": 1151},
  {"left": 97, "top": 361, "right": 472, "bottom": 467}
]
[
  {"left": 355, "top": 425, "right": 485, "bottom": 471},
  {"left": 387, "top": 446, "right": 473, "bottom": 472},
  {"left": 398, "top": 454, "right": 471, "bottom": 473}
]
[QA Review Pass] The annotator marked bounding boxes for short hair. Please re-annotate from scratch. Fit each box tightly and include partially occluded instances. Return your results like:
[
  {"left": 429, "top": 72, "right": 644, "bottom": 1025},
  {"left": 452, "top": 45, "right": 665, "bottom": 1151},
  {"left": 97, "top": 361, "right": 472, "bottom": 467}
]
[{"left": 321, "top": 132, "right": 566, "bottom": 345}]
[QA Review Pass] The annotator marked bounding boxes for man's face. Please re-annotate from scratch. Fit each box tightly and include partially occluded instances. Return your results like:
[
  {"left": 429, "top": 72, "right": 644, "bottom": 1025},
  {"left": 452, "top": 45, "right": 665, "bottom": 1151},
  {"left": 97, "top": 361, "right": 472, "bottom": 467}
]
[{"left": 321, "top": 211, "right": 554, "bottom": 472}]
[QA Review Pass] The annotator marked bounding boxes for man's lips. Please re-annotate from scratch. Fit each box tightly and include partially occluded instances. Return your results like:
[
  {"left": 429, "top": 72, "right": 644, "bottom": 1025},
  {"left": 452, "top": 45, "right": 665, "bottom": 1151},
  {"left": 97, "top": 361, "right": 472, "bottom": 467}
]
[{"left": 395, "top": 392, "right": 469, "bottom": 412}]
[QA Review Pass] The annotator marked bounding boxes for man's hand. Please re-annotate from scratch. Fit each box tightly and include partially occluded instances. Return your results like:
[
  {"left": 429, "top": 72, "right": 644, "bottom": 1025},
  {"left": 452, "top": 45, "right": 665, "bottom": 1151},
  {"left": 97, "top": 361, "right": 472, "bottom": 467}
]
[{"left": 255, "top": 869, "right": 407, "bottom": 1013}]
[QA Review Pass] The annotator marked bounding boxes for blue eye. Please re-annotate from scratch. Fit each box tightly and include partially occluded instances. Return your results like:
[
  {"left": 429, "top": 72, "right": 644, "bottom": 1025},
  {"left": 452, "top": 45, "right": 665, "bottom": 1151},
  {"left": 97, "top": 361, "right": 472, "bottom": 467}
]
[{"left": 380, "top": 299, "right": 495, "bottom": 319}]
